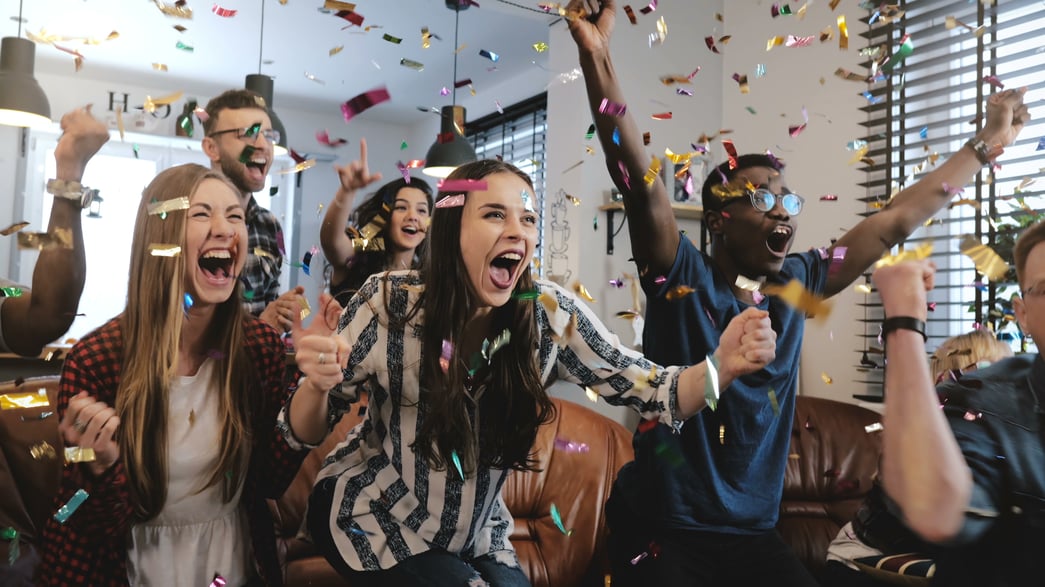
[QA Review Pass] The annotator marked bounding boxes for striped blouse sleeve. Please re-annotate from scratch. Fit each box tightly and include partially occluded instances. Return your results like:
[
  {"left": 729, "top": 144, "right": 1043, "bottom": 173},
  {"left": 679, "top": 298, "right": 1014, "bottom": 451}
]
[{"left": 537, "top": 282, "right": 684, "bottom": 428}]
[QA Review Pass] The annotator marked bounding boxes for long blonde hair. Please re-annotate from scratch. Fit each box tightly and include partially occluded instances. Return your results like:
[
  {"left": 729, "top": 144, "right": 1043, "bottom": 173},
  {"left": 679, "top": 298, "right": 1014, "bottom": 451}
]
[
  {"left": 930, "top": 328, "right": 1013, "bottom": 384},
  {"left": 117, "top": 164, "right": 256, "bottom": 520}
]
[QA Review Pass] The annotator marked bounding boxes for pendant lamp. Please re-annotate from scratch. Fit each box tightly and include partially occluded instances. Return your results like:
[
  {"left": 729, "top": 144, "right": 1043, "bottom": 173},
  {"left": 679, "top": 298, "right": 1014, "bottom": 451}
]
[
  {"left": 0, "top": 2, "right": 52, "bottom": 129},
  {"left": 246, "top": 0, "right": 288, "bottom": 156},
  {"left": 422, "top": 0, "right": 478, "bottom": 178}
]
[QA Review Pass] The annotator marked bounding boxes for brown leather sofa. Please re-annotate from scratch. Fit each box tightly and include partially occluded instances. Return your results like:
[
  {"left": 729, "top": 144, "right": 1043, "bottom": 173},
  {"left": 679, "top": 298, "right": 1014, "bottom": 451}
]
[
  {"left": 270, "top": 395, "right": 635, "bottom": 587},
  {"left": 0, "top": 373, "right": 882, "bottom": 585}
]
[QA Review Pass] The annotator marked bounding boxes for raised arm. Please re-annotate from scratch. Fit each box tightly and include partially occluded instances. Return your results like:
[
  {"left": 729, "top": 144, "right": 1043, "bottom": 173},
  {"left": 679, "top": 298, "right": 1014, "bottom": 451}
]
[
  {"left": 825, "top": 88, "right": 1030, "bottom": 297},
  {"left": 319, "top": 138, "right": 383, "bottom": 291},
  {"left": 567, "top": 0, "right": 679, "bottom": 277},
  {"left": 2, "top": 107, "right": 108, "bottom": 356},
  {"left": 874, "top": 260, "right": 972, "bottom": 542}
]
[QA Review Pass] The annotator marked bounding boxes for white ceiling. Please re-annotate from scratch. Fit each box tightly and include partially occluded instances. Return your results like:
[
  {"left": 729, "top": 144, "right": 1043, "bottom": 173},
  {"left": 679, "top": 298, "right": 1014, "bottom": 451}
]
[{"left": 4, "top": 0, "right": 555, "bottom": 124}]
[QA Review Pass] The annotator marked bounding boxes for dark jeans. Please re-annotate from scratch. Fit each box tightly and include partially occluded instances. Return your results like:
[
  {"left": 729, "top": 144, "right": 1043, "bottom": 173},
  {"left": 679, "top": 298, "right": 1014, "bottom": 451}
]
[
  {"left": 606, "top": 492, "right": 818, "bottom": 586},
  {"left": 308, "top": 478, "right": 531, "bottom": 587}
]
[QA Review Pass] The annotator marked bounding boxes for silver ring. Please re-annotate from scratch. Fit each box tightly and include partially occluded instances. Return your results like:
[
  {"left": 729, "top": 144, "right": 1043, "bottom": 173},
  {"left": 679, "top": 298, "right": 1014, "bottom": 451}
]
[
  {"left": 318, "top": 352, "right": 327, "bottom": 365},
  {"left": 73, "top": 419, "right": 87, "bottom": 434}
]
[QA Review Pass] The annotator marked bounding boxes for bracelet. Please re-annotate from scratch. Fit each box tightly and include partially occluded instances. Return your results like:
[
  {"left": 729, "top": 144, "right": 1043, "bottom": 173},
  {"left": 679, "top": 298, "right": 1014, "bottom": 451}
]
[
  {"left": 964, "top": 138, "right": 1003, "bottom": 166},
  {"left": 881, "top": 316, "right": 927, "bottom": 342}
]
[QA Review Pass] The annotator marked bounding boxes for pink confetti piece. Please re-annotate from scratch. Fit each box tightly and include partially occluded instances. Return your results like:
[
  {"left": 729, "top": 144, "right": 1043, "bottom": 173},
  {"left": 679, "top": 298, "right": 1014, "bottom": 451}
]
[
  {"left": 316, "top": 130, "right": 348, "bottom": 147},
  {"left": 829, "top": 246, "right": 846, "bottom": 274},
  {"left": 963, "top": 410, "right": 982, "bottom": 421},
  {"left": 211, "top": 4, "right": 237, "bottom": 17},
  {"left": 495, "top": 100, "right": 503, "bottom": 114},
  {"left": 336, "top": 10, "right": 364, "bottom": 27},
  {"left": 639, "top": 0, "right": 658, "bottom": 14},
  {"left": 721, "top": 139, "right": 738, "bottom": 170},
  {"left": 983, "top": 75, "right": 1004, "bottom": 89},
  {"left": 454, "top": 78, "right": 473, "bottom": 89},
  {"left": 819, "top": 194, "right": 838, "bottom": 201},
  {"left": 599, "top": 98, "right": 627, "bottom": 116},
  {"left": 396, "top": 160, "right": 412, "bottom": 183},
  {"left": 653, "top": 275, "right": 667, "bottom": 285},
  {"left": 752, "top": 290, "right": 765, "bottom": 304},
  {"left": 341, "top": 86, "right": 391, "bottom": 122},
  {"left": 553, "top": 437, "right": 590, "bottom": 453},
  {"left": 440, "top": 87, "right": 450, "bottom": 96},
  {"left": 704, "top": 36, "right": 720, "bottom": 54},
  {"left": 617, "top": 160, "right": 631, "bottom": 189},
  {"left": 677, "top": 88, "right": 693, "bottom": 96},
  {"left": 438, "top": 179, "right": 488, "bottom": 193},
  {"left": 193, "top": 106, "right": 209, "bottom": 123},
  {"left": 943, "top": 182, "right": 964, "bottom": 197},
  {"left": 785, "top": 35, "right": 816, "bottom": 47},
  {"left": 435, "top": 194, "right": 465, "bottom": 209}
]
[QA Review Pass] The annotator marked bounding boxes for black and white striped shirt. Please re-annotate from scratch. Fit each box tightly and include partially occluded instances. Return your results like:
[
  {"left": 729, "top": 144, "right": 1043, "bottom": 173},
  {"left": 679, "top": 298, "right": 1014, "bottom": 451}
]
[{"left": 279, "top": 270, "right": 682, "bottom": 570}]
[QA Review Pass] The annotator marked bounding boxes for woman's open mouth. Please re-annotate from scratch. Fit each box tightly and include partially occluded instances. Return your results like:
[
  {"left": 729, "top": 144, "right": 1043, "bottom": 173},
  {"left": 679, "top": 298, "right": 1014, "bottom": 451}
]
[
  {"left": 489, "top": 252, "right": 522, "bottom": 289},
  {"left": 198, "top": 248, "right": 236, "bottom": 284}
]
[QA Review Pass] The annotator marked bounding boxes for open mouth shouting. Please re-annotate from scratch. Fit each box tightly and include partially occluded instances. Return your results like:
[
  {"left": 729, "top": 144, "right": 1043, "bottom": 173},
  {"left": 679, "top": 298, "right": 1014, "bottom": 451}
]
[
  {"left": 198, "top": 247, "right": 237, "bottom": 286},
  {"left": 489, "top": 250, "right": 524, "bottom": 290},
  {"left": 766, "top": 224, "right": 794, "bottom": 258},
  {"left": 239, "top": 146, "right": 269, "bottom": 186}
]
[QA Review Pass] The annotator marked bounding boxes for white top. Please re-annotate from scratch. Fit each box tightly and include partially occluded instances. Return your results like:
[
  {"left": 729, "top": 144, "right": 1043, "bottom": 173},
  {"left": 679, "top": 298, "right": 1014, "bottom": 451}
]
[
  {"left": 279, "top": 271, "right": 684, "bottom": 571},
  {"left": 127, "top": 359, "right": 252, "bottom": 586}
]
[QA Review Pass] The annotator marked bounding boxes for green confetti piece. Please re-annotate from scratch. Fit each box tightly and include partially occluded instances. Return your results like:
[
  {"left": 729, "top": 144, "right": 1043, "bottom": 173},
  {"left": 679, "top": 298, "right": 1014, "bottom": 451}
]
[
  {"left": 483, "top": 328, "right": 511, "bottom": 362},
  {"left": 654, "top": 442, "right": 685, "bottom": 467},
  {"left": 0, "top": 287, "right": 23, "bottom": 298},
  {"left": 768, "top": 388, "right": 780, "bottom": 417},
  {"left": 745, "top": 106, "right": 757, "bottom": 114},
  {"left": 882, "top": 37, "right": 914, "bottom": 74},
  {"left": 178, "top": 115, "right": 193, "bottom": 137},
  {"left": 132, "top": 144, "right": 140, "bottom": 159},
  {"left": 704, "top": 353, "right": 720, "bottom": 411},
  {"left": 244, "top": 122, "right": 262, "bottom": 139},
  {"left": 383, "top": 33, "right": 402, "bottom": 44},
  {"left": 243, "top": 289, "right": 255, "bottom": 301},
  {"left": 451, "top": 450, "right": 464, "bottom": 479},
  {"left": 175, "top": 40, "right": 194, "bottom": 52},
  {"left": 584, "top": 123, "right": 595, "bottom": 140},
  {"left": 400, "top": 140, "right": 408, "bottom": 150},
  {"left": 512, "top": 289, "right": 540, "bottom": 301},
  {"left": 550, "top": 503, "right": 573, "bottom": 536},
  {"left": 2, "top": 526, "right": 18, "bottom": 565},
  {"left": 239, "top": 145, "right": 257, "bottom": 164}
]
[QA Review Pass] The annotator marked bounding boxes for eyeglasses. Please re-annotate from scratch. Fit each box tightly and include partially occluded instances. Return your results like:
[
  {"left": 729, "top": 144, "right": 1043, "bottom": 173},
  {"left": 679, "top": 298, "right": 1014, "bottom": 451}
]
[
  {"left": 741, "top": 187, "right": 805, "bottom": 215},
  {"left": 208, "top": 124, "right": 280, "bottom": 145}
]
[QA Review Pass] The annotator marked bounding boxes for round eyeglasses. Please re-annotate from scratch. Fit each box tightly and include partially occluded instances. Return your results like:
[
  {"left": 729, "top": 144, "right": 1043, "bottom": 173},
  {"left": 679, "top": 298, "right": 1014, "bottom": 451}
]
[{"left": 745, "top": 187, "right": 804, "bottom": 215}]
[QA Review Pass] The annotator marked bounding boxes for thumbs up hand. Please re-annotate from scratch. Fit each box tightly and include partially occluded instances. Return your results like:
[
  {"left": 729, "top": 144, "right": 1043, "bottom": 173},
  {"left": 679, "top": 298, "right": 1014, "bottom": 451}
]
[{"left": 292, "top": 292, "right": 351, "bottom": 394}]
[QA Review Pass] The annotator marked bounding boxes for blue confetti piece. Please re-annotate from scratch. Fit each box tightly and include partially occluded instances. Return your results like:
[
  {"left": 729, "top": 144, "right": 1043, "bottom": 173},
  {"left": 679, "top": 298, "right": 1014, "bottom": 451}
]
[
  {"left": 183, "top": 293, "right": 194, "bottom": 312},
  {"left": 612, "top": 127, "right": 620, "bottom": 145},
  {"left": 919, "top": 126, "right": 928, "bottom": 139},
  {"left": 1036, "top": 136, "right": 1045, "bottom": 151},
  {"left": 451, "top": 450, "right": 464, "bottom": 479},
  {"left": 549, "top": 503, "right": 572, "bottom": 536},
  {"left": 479, "top": 49, "right": 500, "bottom": 62},
  {"left": 54, "top": 489, "right": 89, "bottom": 524},
  {"left": 302, "top": 250, "right": 313, "bottom": 276}
]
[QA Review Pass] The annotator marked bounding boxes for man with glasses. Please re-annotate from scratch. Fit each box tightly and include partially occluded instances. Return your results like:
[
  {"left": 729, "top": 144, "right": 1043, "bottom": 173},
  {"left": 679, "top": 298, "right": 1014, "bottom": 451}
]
[
  {"left": 202, "top": 89, "right": 304, "bottom": 334},
  {"left": 872, "top": 221, "right": 1045, "bottom": 584},
  {"left": 566, "top": 0, "right": 1031, "bottom": 584}
]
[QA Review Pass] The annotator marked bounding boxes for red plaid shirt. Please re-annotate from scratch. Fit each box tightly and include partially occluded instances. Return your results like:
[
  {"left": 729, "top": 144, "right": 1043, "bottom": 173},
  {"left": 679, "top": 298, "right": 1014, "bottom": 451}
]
[{"left": 37, "top": 317, "right": 306, "bottom": 586}]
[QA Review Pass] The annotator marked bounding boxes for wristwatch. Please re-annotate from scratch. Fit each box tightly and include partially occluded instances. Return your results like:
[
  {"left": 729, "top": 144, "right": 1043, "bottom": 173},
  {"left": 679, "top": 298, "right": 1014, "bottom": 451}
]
[{"left": 46, "top": 179, "right": 97, "bottom": 210}]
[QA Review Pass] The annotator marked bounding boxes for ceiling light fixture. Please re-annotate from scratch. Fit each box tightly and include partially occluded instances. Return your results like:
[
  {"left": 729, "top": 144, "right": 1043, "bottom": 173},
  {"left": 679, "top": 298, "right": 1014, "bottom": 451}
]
[
  {"left": 423, "top": 0, "right": 479, "bottom": 179},
  {"left": 245, "top": 0, "right": 288, "bottom": 156},
  {"left": 0, "top": 0, "right": 52, "bottom": 128}
]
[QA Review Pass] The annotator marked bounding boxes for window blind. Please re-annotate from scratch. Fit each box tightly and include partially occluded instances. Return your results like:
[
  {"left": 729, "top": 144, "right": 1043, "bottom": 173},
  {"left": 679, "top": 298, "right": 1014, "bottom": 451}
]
[{"left": 855, "top": 0, "right": 1045, "bottom": 399}]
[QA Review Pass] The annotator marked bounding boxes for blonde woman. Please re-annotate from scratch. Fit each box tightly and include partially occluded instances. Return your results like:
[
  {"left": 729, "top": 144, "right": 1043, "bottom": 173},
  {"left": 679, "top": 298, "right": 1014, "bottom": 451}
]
[{"left": 39, "top": 164, "right": 314, "bottom": 586}]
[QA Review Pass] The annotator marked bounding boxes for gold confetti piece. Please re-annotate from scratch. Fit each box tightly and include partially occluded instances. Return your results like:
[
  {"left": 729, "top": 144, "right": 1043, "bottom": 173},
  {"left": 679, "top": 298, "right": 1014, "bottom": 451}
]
[
  {"left": 17, "top": 229, "right": 73, "bottom": 251},
  {"left": 147, "top": 196, "right": 190, "bottom": 216},
  {"left": 585, "top": 386, "right": 599, "bottom": 403},
  {"left": 616, "top": 310, "right": 640, "bottom": 320},
  {"left": 279, "top": 159, "right": 317, "bottom": 175},
  {"left": 64, "top": 446, "right": 95, "bottom": 464},
  {"left": 148, "top": 244, "right": 181, "bottom": 257},
  {"left": 30, "top": 441, "right": 56, "bottom": 461},
  {"left": 789, "top": 453, "right": 800, "bottom": 460},
  {"left": 665, "top": 285, "right": 695, "bottom": 301},
  {"left": 564, "top": 193, "right": 581, "bottom": 206},
  {"left": 154, "top": 0, "right": 193, "bottom": 17},
  {"left": 152, "top": 63, "right": 168, "bottom": 72},
  {"left": 643, "top": 156, "right": 661, "bottom": 185},
  {"left": 573, "top": 282, "right": 596, "bottom": 302},
  {"left": 766, "top": 36, "right": 786, "bottom": 51},
  {"left": 324, "top": 0, "right": 357, "bottom": 9},
  {"left": 664, "top": 148, "right": 698, "bottom": 164},
  {"left": 761, "top": 279, "right": 832, "bottom": 319},
  {"left": 865, "top": 422, "right": 883, "bottom": 433},
  {"left": 855, "top": 283, "right": 872, "bottom": 294},
  {"left": 735, "top": 275, "right": 763, "bottom": 291},
  {"left": 329, "top": 45, "right": 344, "bottom": 56},
  {"left": 115, "top": 105, "right": 125, "bottom": 141},
  {"left": 873, "top": 242, "right": 933, "bottom": 269},
  {"left": 533, "top": 42, "right": 549, "bottom": 53},
  {"left": 299, "top": 296, "right": 312, "bottom": 321},
  {"left": 143, "top": 91, "right": 184, "bottom": 114},
  {"left": 821, "top": 372, "right": 833, "bottom": 384},
  {"left": 719, "top": 424, "right": 726, "bottom": 445},
  {"left": 959, "top": 235, "right": 1009, "bottom": 281},
  {"left": 0, "top": 390, "right": 49, "bottom": 410},
  {"left": 0, "top": 221, "right": 29, "bottom": 236},
  {"left": 837, "top": 15, "right": 848, "bottom": 50}
]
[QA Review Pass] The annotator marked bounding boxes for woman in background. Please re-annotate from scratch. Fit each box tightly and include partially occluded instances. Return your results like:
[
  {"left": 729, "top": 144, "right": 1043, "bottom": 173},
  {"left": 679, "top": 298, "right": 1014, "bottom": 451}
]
[
  {"left": 320, "top": 138, "right": 433, "bottom": 302},
  {"left": 39, "top": 164, "right": 312, "bottom": 586}
]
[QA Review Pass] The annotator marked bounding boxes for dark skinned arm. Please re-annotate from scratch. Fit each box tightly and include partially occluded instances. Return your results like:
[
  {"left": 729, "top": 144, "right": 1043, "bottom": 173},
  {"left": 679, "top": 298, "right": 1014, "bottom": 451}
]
[
  {"left": 2, "top": 107, "right": 109, "bottom": 356},
  {"left": 567, "top": 0, "right": 679, "bottom": 278},
  {"left": 823, "top": 87, "right": 1030, "bottom": 298}
]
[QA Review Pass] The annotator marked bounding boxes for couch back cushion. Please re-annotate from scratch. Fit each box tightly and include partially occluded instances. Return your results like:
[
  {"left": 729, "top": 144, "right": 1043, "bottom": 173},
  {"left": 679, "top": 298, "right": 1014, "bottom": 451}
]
[
  {"left": 504, "top": 397, "right": 634, "bottom": 587},
  {"left": 779, "top": 395, "right": 883, "bottom": 575},
  {"left": 0, "top": 377, "right": 62, "bottom": 545}
]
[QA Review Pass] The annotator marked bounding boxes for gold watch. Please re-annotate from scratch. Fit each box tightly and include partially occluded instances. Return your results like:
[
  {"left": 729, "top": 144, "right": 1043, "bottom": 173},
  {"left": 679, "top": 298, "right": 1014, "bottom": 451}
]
[{"left": 46, "top": 179, "right": 97, "bottom": 210}]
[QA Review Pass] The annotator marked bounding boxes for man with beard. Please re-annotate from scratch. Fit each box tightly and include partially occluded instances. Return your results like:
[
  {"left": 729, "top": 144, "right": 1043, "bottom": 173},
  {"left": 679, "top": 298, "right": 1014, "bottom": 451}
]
[
  {"left": 202, "top": 90, "right": 304, "bottom": 334},
  {"left": 565, "top": 0, "right": 1031, "bottom": 584}
]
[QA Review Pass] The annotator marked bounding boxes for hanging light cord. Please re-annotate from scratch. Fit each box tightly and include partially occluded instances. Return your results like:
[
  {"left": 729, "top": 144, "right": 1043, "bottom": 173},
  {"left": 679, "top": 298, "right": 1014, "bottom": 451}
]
[
  {"left": 17, "top": 0, "right": 24, "bottom": 37},
  {"left": 257, "top": 0, "right": 265, "bottom": 74},
  {"left": 452, "top": 7, "right": 460, "bottom": 106}
]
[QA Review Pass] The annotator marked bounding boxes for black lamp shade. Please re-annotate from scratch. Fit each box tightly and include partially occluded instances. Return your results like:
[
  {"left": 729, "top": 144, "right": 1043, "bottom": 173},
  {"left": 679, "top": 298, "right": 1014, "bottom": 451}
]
[
  {"left": 0, "top": 37, "right": 51, "bottom": 128},
  {"left": 244, "top": 73, "right": 288, "bottom": 155},
  {"left": 423, "top": 105, "right": 478, "bottom": 179}
]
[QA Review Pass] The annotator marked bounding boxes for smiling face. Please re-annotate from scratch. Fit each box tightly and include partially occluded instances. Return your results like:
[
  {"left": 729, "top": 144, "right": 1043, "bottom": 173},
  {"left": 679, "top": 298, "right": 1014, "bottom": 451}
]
[
  {"left": 202, "top": 107, "right": 274, "bottom": 199},
  {"left": 710, "top": 165, "right": 798, "bottom": 277},
  {"left": 458, "top": 172, "right": 539, "bottom": 310},
  {"left": 386, "top": 186, "right": 431, "bottom": 253},
  {"left": 184, "top": 178, "right": 248, "bottom": 306}
]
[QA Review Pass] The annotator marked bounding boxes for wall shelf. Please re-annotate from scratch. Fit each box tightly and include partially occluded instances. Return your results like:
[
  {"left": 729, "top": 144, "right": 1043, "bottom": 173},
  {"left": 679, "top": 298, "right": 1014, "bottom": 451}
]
[{"left": 597, "top": 201, "right": 705, "bottom": 255}]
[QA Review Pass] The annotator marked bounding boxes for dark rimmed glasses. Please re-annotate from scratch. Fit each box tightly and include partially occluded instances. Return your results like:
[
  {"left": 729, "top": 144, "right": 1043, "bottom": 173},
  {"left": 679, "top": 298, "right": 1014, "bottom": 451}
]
[
  {"left": 208, "top": 124, "right": 280, "bottom": 145},
  {"left": 743, "top": 187, "right": 805, "bottom": 215}
]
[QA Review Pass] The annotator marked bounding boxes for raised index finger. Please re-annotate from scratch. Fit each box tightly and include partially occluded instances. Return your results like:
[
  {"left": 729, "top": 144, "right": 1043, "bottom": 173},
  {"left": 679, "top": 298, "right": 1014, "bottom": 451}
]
[{"left": 359, "top": 137, "right": 370, "bottom": 176}]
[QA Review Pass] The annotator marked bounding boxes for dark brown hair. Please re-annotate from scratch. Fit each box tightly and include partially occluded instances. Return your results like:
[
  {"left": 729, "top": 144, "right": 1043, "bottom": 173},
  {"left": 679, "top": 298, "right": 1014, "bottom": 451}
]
[
  {"left": 202, "top": 89, "right": 266, "bottom": 135},
  {"left": 1014, "top": 219, "right": 1045, "bottom": 288},
  {"left": 700, "top": 153, "right": 785, "bottom": 213},
  {"left": 411, "top": 159, "right": 554, "bottom": 474}
]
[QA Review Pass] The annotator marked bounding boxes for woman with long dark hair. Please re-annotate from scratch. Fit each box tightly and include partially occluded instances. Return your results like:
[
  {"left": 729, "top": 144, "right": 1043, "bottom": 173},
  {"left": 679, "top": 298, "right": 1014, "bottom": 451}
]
[
  {"left": 284, "top": 159, "right": 778, "bottom": 586},
  {"left": 320, "top": 138, "right": 433, "bottom": 303},
  {"left": 39, "top": 164, "right": 313, "bottom": 586}
]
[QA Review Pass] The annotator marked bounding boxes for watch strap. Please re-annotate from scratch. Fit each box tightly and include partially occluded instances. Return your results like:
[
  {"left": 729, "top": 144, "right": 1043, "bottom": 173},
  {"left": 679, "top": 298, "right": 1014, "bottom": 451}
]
[
  {"left": 46, "top": 179, "right": 85, "bottom": 200},
  {"left": 882, "top": 316, "right": 927, "bottom": 342}
]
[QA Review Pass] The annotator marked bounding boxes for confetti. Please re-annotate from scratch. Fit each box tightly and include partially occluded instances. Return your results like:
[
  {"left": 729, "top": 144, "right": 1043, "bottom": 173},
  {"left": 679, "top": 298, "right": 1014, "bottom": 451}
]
[
  {"left": 336, "top": 10, "right": 364, "bottom": 26},
  {"left": 304, "top": 71, "right": 325, "bottom": 84},
  {"left": 0, "top": 221, "right": 29, "bottom": 236},
  {"left": 821, "top": 372, "right": 833, "bottom": 384},
  {"left": 29, "top": 441, "right": 56, "bottom": 460},
  {"left": 324, "top": 0, "right": 357, "bottom": 10},
  {"left": 705, "top": 353, "right": 720, "bottom": 411},
  {"left": 382, "top": 33, "right": 402, "bottom": 44},
  {"left": 400, "top": 58, "right": 425, "bottom": 71},
  {"left": 148, "top": 196, "right": 190, "bottom": 217},
  {"left": 705, "top": 36, "right": 721, "bottom": 54},
  {"left": 479, "top": 49, "right": 499, "bottom": 62},
  {"left": 175, "top": 41, "right": 193, "bottom": 52},
  {"left": 573, "top": 282, "right": 596, "bottom": 302},
  {"left": 837, "top": 15, "right": 848, "bottom": 50},
  {"left": 554, "top": 437, "right": 589, "bottom": 453},
  {"left": 143, "top": 91, "right": 184, "bottom": 114},
  {"left": 17, "top": 229, "right": 73, "bottom": 251},
  {"left": 623, "top": 5, "right": 638, "bottom": 24},
  {"left": 148, "top": 244, "right": 181, "bottom": 257},
  {"left": 53, "top": 489, "right": 89, "bottom": 524},
  {"left": 983, "top": 75, "right": 1004, "bottom": 89},
  {"left": 438, "top": 179, "right": 488, "bottom": 193},
  {"left": 882, "top": 35, "right": 914, "bottom": 73},
  {"left": 211, "top": 4, "right": 237, "bottom": 17},
  {"left": 451, "top": 450, "right": 464, "bottom": 479},
  {"left": 768, "top": 388, "right": 780, "bottom": 417},
  {"left": 959, "top": 235, "right": 1008, "bottom": 281},
  {"left": 533, "top": 42, "right": 549, "bottom": 53},
  {"left": 183, "top": 293, "right": 194, "bottom": 312},
  {"left": 0, "top": 389, "right": 49, "bottom": 410},
  {"left": 819, "top": 194, "right": 838, "bottom": 201},
  {"left": 549, "top": 503, "right": 573, "bottom": 536},
  {"left": 651, "top": 112, "right": 672, "bottom": 120},
  {"left": 874, "top": 242, "right": 933, "bottom": 269},
  {"left": 329, "top": 45, "right": 344, "bottom": 56},
  {"left": 64, "top": 446, "right": 95, "bottom": 464},
  {"left": 865, "top": 422, "right": 883, "bottom": 433},
  {"left": 435, "top": 194, "right": 465, "bottom": 208},
  {"left": 341, "top": 86, "right": 391, "bottom": 121},
  {"left": 639, "top": 0, "right": 658, "bottom": 14},
  {"left": 598, "top": 98, "right": 627, "bottom": 116},
  {"left": 762, "top": 279, "right": 831, "bottom": 319},
  {"left": 154, "top": 0, "right": 192, "bottom": 18},
  {"left": 316, "top": 130, "right": 348, "bottom": 147}
]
